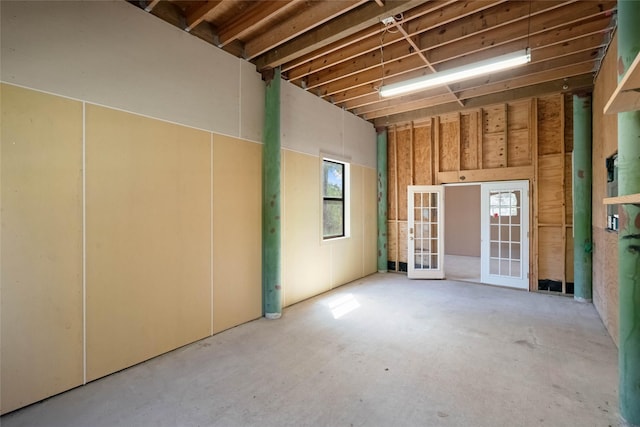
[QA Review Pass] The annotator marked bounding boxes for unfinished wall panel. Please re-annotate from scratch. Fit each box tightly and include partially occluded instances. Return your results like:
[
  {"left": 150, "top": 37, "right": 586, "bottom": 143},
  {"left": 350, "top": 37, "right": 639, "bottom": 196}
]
[
  {"left": 413, "top": 123, "right": 432, "bottom": 185},
  {"left": 438, "top": 113, "right": 460, "bottom": 172},
  {"left": 85, "top": 104, "right": 212, "bottom": 382},
  {"left": 212, "top": 134, "right": 262, "bottom": 334},
  {"left": 565, "top": 154, "right": 574, "bottom": 226},
  {"left": 460, "top": 112, "right": 479, "bottom": 170},
  {"left": 482, "top": 106, "right": 508, "bottom": 169},
  {"left": 538, "top": 227, "right": 564, "bottom": 282},
  {"left": 1, "top": 84, "right": 83, "bottom": 414},
  {"left": 592, "top": 31, "right": 620, "bottom": 345},
  {"left": 282, "top": 150, "right": 332, "bottom": 305},
  {"left": 397, "top": 127, "right": 412, "bottom": 226},
  {"left": 537, "top": 154, "right": 565, "bottom": 225},
  {"left": 388, "top": 129, "right": 397, "bottom": 221},
  {"left": 385, "top": 95, "right": 576, "bottom": 295},
  {"left": 398, "top": 221, "right": 408, "bottom": 267},
  {"left": 537, "top": 95, "right": 563, "bottom": 155},
  {"left": 507, "top": 101, "right": 532, "bottom": 167}
]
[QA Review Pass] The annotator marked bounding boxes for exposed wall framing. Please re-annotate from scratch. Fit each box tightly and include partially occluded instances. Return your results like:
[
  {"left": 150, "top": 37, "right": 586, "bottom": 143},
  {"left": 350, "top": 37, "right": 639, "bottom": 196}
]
[{"left": 386, "top": 94, "right": 574, "bottom": 293}]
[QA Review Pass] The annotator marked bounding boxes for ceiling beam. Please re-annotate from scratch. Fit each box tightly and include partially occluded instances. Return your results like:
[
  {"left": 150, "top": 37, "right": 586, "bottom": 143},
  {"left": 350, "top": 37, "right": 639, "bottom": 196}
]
[
  {"left": 283, "top": 0, "right": 465, "bottom": 77},
  {"left": 185, "top": 1, "right": 224, "bottom": 32},
  {"left": 304, "top": 0, "right": 579, "bottom": 91},
  {"left": 373, "top": 74, "right": 594, "bottom": 126},
  {"left": 253, "top": 0, "right": 425, "bottom": 71},
  {"left": 311, "top": 6, "right": 614, "bottom": 99},
  {"left": 144, "top": 0, "right": 160, "bottom": 13},
  {"left": 336, "top": 49, "right": 598, "bottom": 118},
  {"left": 389, "top": 19, "right": 463, "bottom": 106},
  {"left": 217, "top": 0, "right": 300, "bottom": 47},
  {"left": 244, "top": 0, "right": 368, "bottom": 60}
]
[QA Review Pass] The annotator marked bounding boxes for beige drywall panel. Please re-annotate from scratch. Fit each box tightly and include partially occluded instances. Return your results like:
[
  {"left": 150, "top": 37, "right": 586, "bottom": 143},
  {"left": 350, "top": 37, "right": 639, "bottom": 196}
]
[
  {"left": 85, "top": 105, "right": 211, "bottom": 381},
  {"left": 363, "top": 166, "right": 378, "bottom": 275},
  {"left": 281, "top": 81, "right": 343, "bottom": 156},
  {"left": 282, "top": 150, "right": 332, "bottom": 306},
  {"left": 331, "top": 165, "right": 365, "bottom": 287},
  {"left": 280, "top": 81, "right": 376, "bottom": 168},
  {"left": 1, "top": 1, "right": 260, "bottom": 140},
  {"left": 344, "top": 112, "right": 377, "bottom": 168},
  {"left": 240, "top": 60, "right": 265, "bottom": 143},
  {"left": 212, "top": 134, "right": 262, "bottom": 333},
  {"left": 1, "top": 84, "right": 83, "bottom": 414},
  {"left": 444, "top": 185, "right": 481, "bottom": 257}
]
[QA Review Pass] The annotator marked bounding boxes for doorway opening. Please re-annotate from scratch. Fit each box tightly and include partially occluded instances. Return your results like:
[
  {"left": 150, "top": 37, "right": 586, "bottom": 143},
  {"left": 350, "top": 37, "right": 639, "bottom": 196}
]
[
  {"left": 444, "top": 184, "right": 481, "bottom": 283},
  {"left": 441, "top": 180, "right": 530, "bottom": 290}
]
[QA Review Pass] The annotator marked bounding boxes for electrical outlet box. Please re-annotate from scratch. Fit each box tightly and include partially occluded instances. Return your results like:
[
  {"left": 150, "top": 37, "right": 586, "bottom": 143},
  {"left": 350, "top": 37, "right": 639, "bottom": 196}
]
[{"left": 381, "top": 16, "right": 395, "bottom": 25}]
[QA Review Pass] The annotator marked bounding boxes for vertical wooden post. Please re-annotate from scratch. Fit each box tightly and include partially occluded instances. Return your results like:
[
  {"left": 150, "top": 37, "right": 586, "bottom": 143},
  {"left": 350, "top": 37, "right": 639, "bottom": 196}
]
[
  {"left": 434, "top": 117, "right": 440, "bottom": 184},
  {"left": 572, "top": 93, "right": 592, "bottom": 302},
  {"left": 560, "top": 95, "right": 567, "bottom": 294},
  {"left": 262, "top": 67, "right": 282, "bottom": 319},
  {"left": 409, "top": 122, "right": 415, "bottom": 185},
  {"left": 617, "top": 1, "right": 640, "bottom": 424},
  {"left": 503, "top": 104, "right": 508, "bottom": 167},
  {"left": 531, "top": 98, "right": 539, "bottom": 291},
  {"left": 377, "top": 127, "right": 388, "bottom": 273}
]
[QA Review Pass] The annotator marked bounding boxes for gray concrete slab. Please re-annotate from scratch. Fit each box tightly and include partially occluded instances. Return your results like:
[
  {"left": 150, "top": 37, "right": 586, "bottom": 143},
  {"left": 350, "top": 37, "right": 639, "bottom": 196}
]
[{"left": 1, "top": 274, "right": 619, "bottom": 427}]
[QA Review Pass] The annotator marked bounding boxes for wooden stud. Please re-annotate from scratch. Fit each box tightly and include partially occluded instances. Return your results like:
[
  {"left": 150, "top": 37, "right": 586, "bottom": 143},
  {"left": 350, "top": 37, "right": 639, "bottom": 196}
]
[
  {"left": 531, "top": 97, "right": 539, "bottom": 291},
  {"left": 560, "top": 95, "right": 567, "bottom": 294},
  {"left": 503, "top": 104, "right": 508, "bottom": 167},
  {"left": 434, "top": 116, "right": 440, "bottom": 184},
  {"left": 478, "top": 108, "right": 484, "bottom": 170},
  {"left": 410, "top": 121, "right": 415, "bottom": 185}
]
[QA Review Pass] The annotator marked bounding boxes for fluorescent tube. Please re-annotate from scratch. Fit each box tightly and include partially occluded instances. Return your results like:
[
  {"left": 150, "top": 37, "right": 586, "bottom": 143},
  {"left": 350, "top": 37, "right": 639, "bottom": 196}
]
[{"left": 379, "top": 49, "right": 531, "bottom": 98}]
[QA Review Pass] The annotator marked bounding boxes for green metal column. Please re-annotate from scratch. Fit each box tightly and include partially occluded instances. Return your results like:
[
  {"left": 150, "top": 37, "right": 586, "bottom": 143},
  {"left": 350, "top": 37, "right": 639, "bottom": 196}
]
[
  {"left": 263, "top": 67, "right": 282, "bottom": 319},
  {"left": 377, "top": 127, "right": 388, "bottom": 273},
  {"left": 572, "top": 94, "right": 592, "bottom": 302},
  {"left": 617, "top": 1, "right": 640, "bottom": 425}
]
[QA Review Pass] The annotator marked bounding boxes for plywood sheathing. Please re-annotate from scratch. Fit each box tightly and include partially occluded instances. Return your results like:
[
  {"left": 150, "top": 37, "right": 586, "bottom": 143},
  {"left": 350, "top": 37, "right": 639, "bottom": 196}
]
[
  {"left": 592, "top": 32, "right": 620, "bottom": 346},
  {"left": 386, "top": 94, "right": 574, "bottom": 293}
]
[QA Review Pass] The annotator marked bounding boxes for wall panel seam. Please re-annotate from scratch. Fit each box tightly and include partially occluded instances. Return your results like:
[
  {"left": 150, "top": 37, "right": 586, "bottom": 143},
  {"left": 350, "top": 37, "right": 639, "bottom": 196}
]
[
  {"left": 82, "top": 101, "right": 87, "bottom": 385},
  {"left": 0, "top": 81, "right": 263, "bottom": 145},
  {"left": 210, "top": 132, "right": 214, "bottom": 336}
]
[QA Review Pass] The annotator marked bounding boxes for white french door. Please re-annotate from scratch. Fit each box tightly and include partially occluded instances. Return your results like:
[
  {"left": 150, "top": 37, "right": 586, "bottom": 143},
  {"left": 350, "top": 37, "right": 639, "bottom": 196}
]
[
  {"left": 480, "top": 181, "right": 529, "bottom": 290},
  {"left": 408, "top": 185, "right": 445, "bottom": 279}
]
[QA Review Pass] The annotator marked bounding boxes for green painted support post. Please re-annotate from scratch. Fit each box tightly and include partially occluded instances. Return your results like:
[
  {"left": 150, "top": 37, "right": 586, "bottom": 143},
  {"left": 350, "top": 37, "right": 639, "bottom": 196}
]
[
  {"left": 377, "top": 128, "right": 388, "bottom": 273},
  {"left": 572, "top": 94, "right": 592, "bottom": 302},
  {"left": 617, "top": 1, "right": 640, "bottom": 425},
  {"left": 263, "top": 67, "right": 282, "bottom": 319}
]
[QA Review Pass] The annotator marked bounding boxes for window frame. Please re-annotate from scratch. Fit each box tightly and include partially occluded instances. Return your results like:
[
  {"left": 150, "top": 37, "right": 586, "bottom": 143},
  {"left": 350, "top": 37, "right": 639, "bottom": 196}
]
[{"left": 321, "top": 157, "right": 350, "bottom": 240}]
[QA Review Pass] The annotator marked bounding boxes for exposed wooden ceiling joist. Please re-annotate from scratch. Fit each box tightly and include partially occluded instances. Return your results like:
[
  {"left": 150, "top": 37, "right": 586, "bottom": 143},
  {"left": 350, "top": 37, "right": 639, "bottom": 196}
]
[
  {"left": 253, "top": 0, "right": 426, "bottom": 70},
  {"left": 127, "top": 0, "right": 617, "bottom": 125}
]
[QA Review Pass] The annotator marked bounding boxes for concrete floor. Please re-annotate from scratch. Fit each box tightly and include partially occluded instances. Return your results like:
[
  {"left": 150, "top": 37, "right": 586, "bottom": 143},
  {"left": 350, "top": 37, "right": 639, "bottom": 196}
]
[
  {"left": 2, "top": 273, "right": 619, "bottom": 427},
  {"left": 445, "top": 255, "right": 480, "bottom": 283}
]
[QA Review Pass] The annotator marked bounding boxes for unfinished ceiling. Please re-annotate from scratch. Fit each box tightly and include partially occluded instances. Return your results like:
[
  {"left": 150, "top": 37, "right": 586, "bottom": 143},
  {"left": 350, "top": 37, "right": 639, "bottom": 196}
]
[{"left": 128, "top": 0, "right": 617, "bottom": 126}]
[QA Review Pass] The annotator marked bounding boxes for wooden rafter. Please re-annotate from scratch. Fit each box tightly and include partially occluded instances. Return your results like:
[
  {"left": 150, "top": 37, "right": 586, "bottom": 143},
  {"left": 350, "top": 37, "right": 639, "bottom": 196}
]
[
  {"left": 144, "top": 0, "right": 160, "bottom": 12},
  {"left": 126, "top": 0, "right": 617, "bottom": 123},
  {"left": 244, "top": 0, "right": 368, "bottom": 60},
  {"left": 388, "top": 19, "right": 464, "bottom": 106},
  {"left": 185, "top": 1, "right": 224, "bottom": 32},
  {"left": 217, "top": 0, "right": 299, "bottom": 47},
  {"left": 253, "top": 0, "right": 426, "bottom": 70},
  {"left": 286, "top": 0, "right": 498, "bottom": 82}
]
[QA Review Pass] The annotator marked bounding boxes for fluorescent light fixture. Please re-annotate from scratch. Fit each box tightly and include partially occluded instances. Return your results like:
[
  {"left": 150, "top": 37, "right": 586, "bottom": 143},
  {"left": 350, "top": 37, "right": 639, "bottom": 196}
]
[{"left": 379, "top": 48, "right": 531, "bottom": 98}]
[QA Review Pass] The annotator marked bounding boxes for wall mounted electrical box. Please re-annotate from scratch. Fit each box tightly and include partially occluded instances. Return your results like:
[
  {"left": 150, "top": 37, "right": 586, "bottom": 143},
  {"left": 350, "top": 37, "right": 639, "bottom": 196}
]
[{"left": 606, "top": 153, "right": 618, "bottom": 231}]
